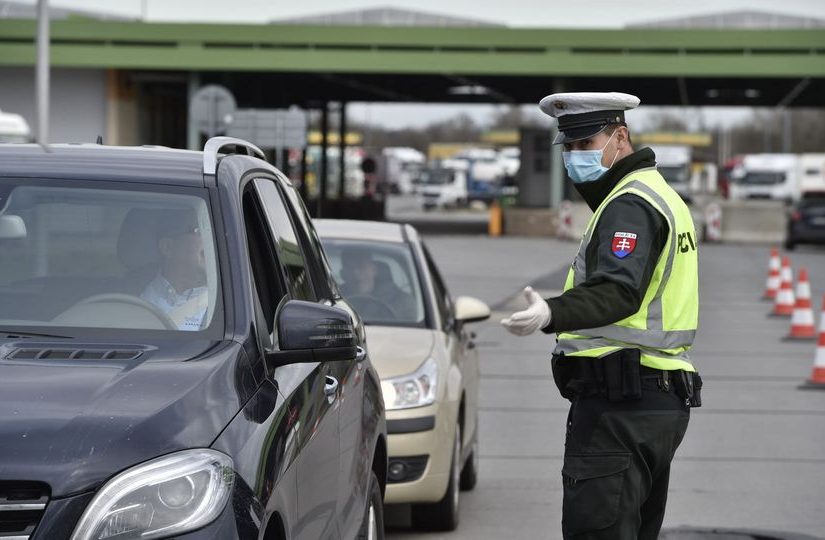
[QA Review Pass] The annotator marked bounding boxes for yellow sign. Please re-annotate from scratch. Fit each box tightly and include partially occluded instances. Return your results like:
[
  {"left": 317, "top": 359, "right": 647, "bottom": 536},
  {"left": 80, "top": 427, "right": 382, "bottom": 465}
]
[
  {"left": 307, "top": 131, "right": 363, "bottom": 145},
  {"left": 428, "top": 143, "right": 492, "bottom": 161},
  {"left": 635, "top": 132, "right": 713, "bottom": 147},
  {"left": 481, "top": 130, "right": 519, "bottom": 145}
]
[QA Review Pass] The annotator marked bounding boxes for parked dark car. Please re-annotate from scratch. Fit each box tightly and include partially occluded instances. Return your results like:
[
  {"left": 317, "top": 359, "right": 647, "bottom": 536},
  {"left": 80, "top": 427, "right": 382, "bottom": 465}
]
[
  {"left": 0, "top": 138, "right": 387, "bottom": 540},
  {"left": 785, "top": 191, "right": 825, "bottom": 250}
]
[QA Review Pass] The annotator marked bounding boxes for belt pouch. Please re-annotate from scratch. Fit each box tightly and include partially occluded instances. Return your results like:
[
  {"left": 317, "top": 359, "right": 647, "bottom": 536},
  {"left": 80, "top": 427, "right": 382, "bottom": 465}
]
[
  {"left": 620, "top": 349, "right": 642, "bottom": 400},
  {"left": 690, "top": 372, "right": 703, "bottom": 407},
  {"left": 602, "top": 349, "right": 641, "bottom": 402}
]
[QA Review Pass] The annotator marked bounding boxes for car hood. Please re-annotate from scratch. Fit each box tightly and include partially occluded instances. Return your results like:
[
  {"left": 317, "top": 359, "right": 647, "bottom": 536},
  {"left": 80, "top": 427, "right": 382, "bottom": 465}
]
[
  {"left": 0, "top": 338, "right": 249, "bottom": 497},
  {"left": 364, "top": 326, "right": 435, "bottom": 379}
]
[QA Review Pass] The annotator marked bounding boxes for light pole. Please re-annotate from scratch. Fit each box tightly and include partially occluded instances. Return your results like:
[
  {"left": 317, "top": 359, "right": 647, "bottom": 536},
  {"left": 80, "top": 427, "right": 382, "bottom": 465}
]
[{"left": 36, "top": 0, "right": 49, "bottom": 144}]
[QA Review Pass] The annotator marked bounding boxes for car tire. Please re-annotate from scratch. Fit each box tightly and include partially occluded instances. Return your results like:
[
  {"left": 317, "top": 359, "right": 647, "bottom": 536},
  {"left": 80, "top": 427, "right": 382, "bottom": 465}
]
[
  {"left": 357, "top": 471, "right": 385, "bottom": 540},
  {"left": 785, "top": 239, "right": 796, "bottom": 251},
  {"left": 459, "top": 428, "right": 478, "bottom": 491},
  {"left": 411, "top": 425, "right": 461, "bottom": 531}
]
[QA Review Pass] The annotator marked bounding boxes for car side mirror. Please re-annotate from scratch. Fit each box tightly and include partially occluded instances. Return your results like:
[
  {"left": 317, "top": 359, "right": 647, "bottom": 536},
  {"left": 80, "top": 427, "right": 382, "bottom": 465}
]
[
  {"left": 266, "top": 299, "right": 358, "bottom": 368},
  {"left": 453, "top": 296, "right": 491, "bottom": 324}
]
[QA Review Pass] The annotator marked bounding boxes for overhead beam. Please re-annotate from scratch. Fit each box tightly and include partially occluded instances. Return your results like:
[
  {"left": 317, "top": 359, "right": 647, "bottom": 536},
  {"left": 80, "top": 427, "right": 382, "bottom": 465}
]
[{"left": 0, "top": 20, "right": 824, "bottom": 78}]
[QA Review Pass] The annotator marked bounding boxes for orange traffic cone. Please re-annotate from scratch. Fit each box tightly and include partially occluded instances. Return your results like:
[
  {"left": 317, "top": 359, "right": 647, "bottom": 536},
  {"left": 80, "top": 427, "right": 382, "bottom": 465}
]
[
  {"left": 800, "top": 295, "right": 825, "bottom": 390},
  {"left": 771, "top": 257, "right": 795, "bottom": 317},
  {"left": 785, "top": 267, "right": 816, "bottom": 340},
  {"left": 763, "top": 247, "right": 780, "bottom": 300}
]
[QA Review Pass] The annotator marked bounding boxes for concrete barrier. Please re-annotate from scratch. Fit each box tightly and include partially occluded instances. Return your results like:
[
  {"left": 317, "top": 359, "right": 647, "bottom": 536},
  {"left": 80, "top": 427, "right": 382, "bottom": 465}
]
[
  {"left": 502, "top": 207, "right": 556, "bottom": 237},
  {"left": 502, "top": 202, "right": 592, "bottom": 238},
  {"left": 504, "top": 199, "right": 785, "bottom": 244},
  {"left": 712, "top": 200, "right": 787, "bottom": 244}
]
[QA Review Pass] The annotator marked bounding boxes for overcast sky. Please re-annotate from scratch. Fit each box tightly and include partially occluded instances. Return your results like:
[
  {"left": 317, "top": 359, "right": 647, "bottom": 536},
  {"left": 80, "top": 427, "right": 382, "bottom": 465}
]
[
  {"left": 22, "top": 0, "right": 825, "bottom": 26},
  {"left": 11, "top": 0, "right": 823, "bottom": 129}
]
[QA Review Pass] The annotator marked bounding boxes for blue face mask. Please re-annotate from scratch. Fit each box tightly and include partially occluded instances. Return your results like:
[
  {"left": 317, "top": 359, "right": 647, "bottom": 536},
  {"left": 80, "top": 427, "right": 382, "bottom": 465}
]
[{"left": 562, "top": 131, "right": 619, "bottom": 184}]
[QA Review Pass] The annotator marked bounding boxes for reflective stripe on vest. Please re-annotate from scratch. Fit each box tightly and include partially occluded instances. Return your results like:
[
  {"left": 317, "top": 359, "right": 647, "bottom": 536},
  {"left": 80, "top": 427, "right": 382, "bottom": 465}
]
[{"left": 554, "top": 168, "right": 698, "bottom": 371}]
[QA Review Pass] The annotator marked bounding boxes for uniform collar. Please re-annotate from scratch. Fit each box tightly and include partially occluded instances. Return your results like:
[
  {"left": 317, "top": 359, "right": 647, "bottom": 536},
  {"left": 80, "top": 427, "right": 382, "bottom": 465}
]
[{"left": 573, "top": 147, "right": 656, "bottom": 211}]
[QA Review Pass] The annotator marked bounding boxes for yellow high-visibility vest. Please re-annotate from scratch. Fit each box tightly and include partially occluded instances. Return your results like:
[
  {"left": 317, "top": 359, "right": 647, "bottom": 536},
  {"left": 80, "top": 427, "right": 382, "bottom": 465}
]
[{"left": 554, "top": 167, "right": 699, "bottom": 372}]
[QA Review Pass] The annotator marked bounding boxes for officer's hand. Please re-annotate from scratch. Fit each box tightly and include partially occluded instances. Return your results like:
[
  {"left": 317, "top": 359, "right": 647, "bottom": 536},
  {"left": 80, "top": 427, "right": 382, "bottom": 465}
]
[{"left": 500, "top": 286, "right": 552, "bottom": 336}]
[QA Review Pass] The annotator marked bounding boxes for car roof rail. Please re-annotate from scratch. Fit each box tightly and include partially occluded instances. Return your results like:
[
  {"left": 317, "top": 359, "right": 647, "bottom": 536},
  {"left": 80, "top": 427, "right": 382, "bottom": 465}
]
[{"left": 203, "top": 136, "right": 266, "bottom": 175}]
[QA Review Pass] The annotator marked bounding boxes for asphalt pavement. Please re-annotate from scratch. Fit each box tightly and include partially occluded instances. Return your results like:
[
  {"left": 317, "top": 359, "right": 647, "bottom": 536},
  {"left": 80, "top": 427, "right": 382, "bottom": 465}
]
[{"left": 385, "top": 227, "right": 825, "bottom": 539}]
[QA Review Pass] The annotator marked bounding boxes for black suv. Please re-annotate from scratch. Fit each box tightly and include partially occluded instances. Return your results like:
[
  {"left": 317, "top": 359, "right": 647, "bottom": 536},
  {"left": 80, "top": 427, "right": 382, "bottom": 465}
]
[{"left": 0, "top": 138, "right": 387, "bottom": 540}]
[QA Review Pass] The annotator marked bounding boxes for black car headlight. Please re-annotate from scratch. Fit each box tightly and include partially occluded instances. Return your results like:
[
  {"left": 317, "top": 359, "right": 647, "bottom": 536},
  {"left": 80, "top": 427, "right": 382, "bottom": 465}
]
[{"left": 71, "top": 449, "right": 234, "bottom": 540}]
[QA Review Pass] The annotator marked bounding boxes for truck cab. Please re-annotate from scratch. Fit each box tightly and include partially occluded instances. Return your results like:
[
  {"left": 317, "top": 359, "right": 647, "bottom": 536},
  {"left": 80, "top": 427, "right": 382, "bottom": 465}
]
[
  {"left": 729, "top": 153, "right": 798, "bottom": 202},
  {"left": 419, "top": 159, "right": 469, "bottom": 210},
  {"left": 648, "top": 144, "right": 692, "bottom": 201}
]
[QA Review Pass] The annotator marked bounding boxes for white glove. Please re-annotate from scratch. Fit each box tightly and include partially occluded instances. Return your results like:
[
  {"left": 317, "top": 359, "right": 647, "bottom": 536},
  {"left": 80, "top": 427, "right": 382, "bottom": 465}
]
[{"left": 500, "top": 286, "right": 552, "bottom": 336}]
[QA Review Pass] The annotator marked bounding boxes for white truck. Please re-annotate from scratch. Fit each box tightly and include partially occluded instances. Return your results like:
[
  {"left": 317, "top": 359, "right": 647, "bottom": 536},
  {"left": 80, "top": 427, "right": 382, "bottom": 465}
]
[
  {"left": 418, "top": 159, "right": 469, "bottom": 210},
  {"left": 0, "top": 110, "right": 31, "bottom": 143},
  {"left": 381, "top": 147, "right": 425, "bottom": 195},
  {"left": 498, "top": 146, "right": 520, "bottom": 184},
  {"left": 728, "top": 153, "right": 825, "bottom": 202},
  {"left": 648, "top": 144, "right": 692, "bottom": 201}
]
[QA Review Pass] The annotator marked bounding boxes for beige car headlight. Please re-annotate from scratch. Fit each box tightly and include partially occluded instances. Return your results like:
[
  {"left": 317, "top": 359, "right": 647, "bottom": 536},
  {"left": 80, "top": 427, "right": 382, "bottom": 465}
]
[{"left": 381, "top": 357, "right": 438, "bottom": 410}]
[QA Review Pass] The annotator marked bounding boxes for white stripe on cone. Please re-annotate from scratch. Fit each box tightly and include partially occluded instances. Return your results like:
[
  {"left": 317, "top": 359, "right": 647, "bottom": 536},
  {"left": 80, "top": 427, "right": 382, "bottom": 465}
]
[
  {"left": 789, "top": 268, "right": 816, "bottom": 336},
  {"left": 773, "top": 258, "right": 795, "bottom": 316},
  {"left": 765, "top": 250, "right": 780, "bottom": 297},
  {"left": 807, "top": 295, "right": 825, "bottom": 385}
]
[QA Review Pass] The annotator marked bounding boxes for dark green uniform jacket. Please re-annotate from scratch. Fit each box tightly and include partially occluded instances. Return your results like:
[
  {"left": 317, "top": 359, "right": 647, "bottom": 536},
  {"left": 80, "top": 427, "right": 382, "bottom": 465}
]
[{"left": 543, "top": 147, "right": 669, "bottom": 334}]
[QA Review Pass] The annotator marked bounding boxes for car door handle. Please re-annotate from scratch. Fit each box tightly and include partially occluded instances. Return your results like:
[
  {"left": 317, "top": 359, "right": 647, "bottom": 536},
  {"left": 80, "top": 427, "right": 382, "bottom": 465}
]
[
  {"left": 324, "top": 375, "right": 339, "bottom": 396},
  {"left": 355, "top": 346, "right": 367, "bottom": 362}
]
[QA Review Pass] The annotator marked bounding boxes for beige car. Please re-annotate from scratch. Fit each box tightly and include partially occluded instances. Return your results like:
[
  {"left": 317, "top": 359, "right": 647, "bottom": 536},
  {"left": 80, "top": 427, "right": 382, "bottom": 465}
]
[{"left": 316, "top": 219, "right": 490, "bottom": 532}]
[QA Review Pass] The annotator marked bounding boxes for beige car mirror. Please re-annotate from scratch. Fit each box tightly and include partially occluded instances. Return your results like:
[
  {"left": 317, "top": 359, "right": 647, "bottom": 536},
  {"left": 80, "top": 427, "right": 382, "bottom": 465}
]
[
  {"left": 0, "top": 215, "right": 26, "bottom": 239},
  {"left": 454, "top": 296, "right": 490, "bottom": 323}
]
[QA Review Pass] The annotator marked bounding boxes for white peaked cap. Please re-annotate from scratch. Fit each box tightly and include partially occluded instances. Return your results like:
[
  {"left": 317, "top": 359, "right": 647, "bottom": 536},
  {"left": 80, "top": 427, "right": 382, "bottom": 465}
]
[{"left": 539, "top": 92, "right": 641, "bottom": 118}]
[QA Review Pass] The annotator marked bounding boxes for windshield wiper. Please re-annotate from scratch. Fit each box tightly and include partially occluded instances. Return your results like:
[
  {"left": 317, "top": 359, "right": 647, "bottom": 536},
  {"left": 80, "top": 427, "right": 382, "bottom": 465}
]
[{"left": 1, "top": 331, "right": 73, "bottom": 339}]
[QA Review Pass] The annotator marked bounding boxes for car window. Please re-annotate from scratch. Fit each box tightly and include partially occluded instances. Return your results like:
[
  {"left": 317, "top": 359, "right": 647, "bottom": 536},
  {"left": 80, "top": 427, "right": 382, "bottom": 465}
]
[
  {"left": 321, "top": 238, "right": 426, "bottom": 327},
  {"left": 254, "top": 179, "right": 315, "bottom": 302},
  {"left": 422, "top": 244, "right": 453, "bottom": 331},
  {"left": 242, "top": 186, "right": 288, "bottom": 338},
  {"left": 282, "top": 183, "right": 338, "bottom": 300},
  {"left": 0, "top": 180, "right": 221, "bottom": 333}
]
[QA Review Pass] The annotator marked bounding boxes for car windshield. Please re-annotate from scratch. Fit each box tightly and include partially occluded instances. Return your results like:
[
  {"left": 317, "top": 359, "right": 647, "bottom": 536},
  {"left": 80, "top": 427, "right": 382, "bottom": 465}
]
[
  {"left": 658, "top": 165, "right": 689, "bottom": 185},
  {"left": 321, "top": 238, "right": 427, "bottom": 327},
  {"left": 420, "top": 169, "right": 452, "bottom": 186},
  {"left": 739, "top": 171, "right": 785, "bottom": 185},
  {"left": 0, "top": 180, "right": 221, "bottom": 334}
]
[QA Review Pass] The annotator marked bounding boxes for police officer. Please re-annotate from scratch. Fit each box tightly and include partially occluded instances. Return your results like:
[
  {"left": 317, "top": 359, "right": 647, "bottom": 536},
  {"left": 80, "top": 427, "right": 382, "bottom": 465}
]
[{"left": 501, "top": 92, "right": 702, "bottom": 540}]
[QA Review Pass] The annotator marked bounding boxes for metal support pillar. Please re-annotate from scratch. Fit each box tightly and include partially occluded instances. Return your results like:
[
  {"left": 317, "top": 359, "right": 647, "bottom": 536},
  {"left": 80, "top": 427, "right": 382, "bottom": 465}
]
[
  {"left": 549, "top": 81, "right": 566, "bottom": 208},
  {"left": 338, "top": 102, "right": 347, "bottom": 200},
  {"left": 782, "top": 109, "right": 792, "bottom": 154},
  {"left": 299, "top": 146, "right": 308, "bottom": 199},
  {"left": 318, "top": 103, "right": 329, "bottom": 218},
  {"left": 186, "top": 72, "right": 201, "bottom": 150},
  {"left": 35, "top": 0, "right": 49, "bottom": 144}
]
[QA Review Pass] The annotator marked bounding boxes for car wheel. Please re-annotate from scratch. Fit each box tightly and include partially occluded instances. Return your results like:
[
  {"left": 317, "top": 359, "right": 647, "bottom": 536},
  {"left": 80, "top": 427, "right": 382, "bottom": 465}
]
[
  {"left": 357, "top": 471, "right": 385, "bottom": 540},
  {"left": 459, "top": 429, "right": 478, "bottom": 491},
  {"left": 785, "top": 239, "right": 796, "bottom": 250},
  {"left": 411, "top": 425, "right": 461, "bottom": 531}
]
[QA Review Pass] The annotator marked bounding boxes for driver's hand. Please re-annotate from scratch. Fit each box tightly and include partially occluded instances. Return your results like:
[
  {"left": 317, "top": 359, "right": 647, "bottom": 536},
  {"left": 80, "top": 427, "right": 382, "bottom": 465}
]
[{"left": 500, "top": 287, "right": 551, "bottom": 336}]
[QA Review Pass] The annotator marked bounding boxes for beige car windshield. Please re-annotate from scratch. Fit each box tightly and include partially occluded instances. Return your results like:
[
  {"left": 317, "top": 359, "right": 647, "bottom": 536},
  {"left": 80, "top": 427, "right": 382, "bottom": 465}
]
[{"left": 322, "top": 239, "right": 427, "bottom": 327}]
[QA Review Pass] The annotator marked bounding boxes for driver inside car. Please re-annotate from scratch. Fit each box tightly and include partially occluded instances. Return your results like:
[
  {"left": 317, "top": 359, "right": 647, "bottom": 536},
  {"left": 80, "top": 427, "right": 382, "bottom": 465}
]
[
  {"left": 140, "top": 212, "right": 208, "bottom": 331},
  {"left": 339, "top": 247, "right": 414, "bottom": 321}
]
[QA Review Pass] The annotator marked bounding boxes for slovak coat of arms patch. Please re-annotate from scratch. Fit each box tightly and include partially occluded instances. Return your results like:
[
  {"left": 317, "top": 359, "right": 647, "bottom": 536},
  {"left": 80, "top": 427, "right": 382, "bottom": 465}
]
[{"left": 611, "top": 232, "right": 637, "bottom": 258}]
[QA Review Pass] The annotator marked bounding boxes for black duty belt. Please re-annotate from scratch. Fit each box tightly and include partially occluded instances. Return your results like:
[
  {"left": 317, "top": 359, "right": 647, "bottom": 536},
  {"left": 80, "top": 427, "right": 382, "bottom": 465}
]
[{"left": 552, "top": 351, "right": 702, "bottom": 407}]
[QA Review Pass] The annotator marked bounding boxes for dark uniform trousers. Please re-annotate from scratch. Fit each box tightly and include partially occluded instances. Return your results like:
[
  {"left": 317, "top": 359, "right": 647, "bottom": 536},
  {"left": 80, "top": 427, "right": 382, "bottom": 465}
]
[{"left": 560, "top": 366, "right": 690, "bottom": 539}]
